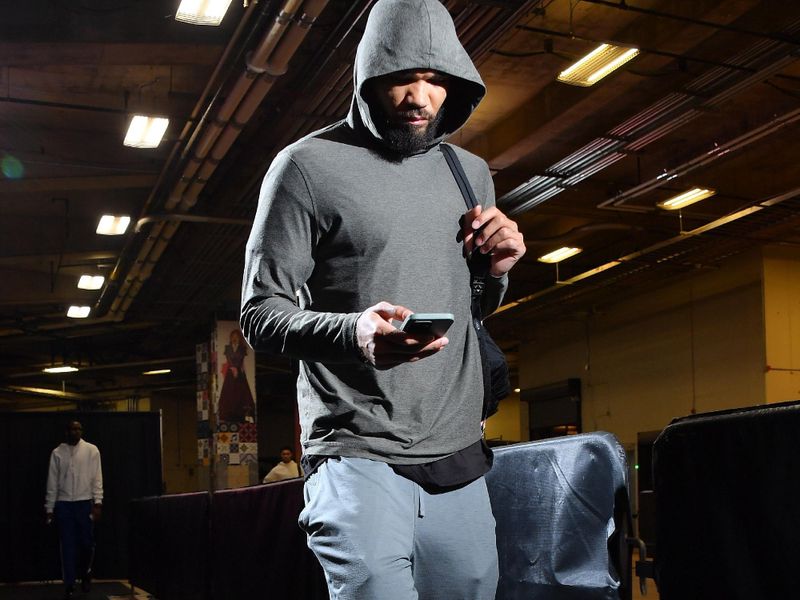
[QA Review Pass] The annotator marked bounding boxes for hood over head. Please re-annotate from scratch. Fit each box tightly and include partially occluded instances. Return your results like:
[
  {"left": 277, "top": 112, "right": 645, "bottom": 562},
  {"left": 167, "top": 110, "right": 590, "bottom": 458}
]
[{"left": 347, "top": 0, "right": 485, "bottom": 148}]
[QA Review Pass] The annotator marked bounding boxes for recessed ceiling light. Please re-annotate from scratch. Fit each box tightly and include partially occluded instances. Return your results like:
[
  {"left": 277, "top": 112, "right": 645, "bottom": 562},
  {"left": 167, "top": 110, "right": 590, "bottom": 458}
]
[
  {"left": 558, "top": 43, "right": 639, "bottom": 87},
  {"left": 77, "top": 275, "right": 105, "bottom": 290},
  {"left": 67, "top": 305, "right": 91, "bottom": 319},
  {"left": 175, "top": 0, "right": 233, "bottom": 26},
  {"left": 123, "top": 115, "right": 169, "bottom": 148},
  {"left": 538, "top": 247, "right": 582, "bottom": 263},
  {"left": 657, "top": 187, "right": 716, "bottom": 210},
  {"left": 514, "top": 388, "right": 521, "bottom": 393},
  {"left": 96, "top": 215, "right": 130, "bottom": 235},
  {"left": 142, "top": 369, "right": 172, "bottom": 375},
  {"left": 43, "top": 365, "right": 79, "bottom": 374}
]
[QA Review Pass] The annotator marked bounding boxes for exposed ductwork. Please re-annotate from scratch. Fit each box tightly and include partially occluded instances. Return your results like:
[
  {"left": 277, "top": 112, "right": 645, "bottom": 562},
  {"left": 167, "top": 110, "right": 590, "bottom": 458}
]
[
  {"left": 598, "top": 106, "right": 800, "bottom": 213},
  {"left": 500, "top": 19, "right": 800, "bottom": 215},
  {"left": 492, "top": 187, "right": 800, "bottom": 321},
  {"left": 102, "top": 0, "right": 330, "bottom": 322}
]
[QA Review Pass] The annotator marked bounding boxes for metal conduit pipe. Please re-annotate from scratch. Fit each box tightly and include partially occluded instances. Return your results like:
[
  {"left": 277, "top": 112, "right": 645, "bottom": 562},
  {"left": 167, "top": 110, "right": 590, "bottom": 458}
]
[
  {"left": 101, "top": 2, "right": 266, "bottom": 320},
  {"left": 110, "top": 0, "right": 329, "bottom": 320},
  {"left": 180, "top": 0, "right": 329, "bottom": 211},
  {"left": 493, "top": 186, "right": 800, "bottom": 319},
  {"left": 579, "top": 0, "right": 800, "bottom": 46},
  {"left": 95, "top": 2, "right": 265, "bottom": 322},
  {"left": 527, "top": 223, "right": 643, "bottom": 245},
  {"left": 135, "top": 214, "right": 251, "bottom": 233},
  {"left": 502, "top": 20, "right": 800, "bottom": 214},
  {"left": 598, "top": 106, "right": 800, "bottom": 212},
  {"left": 96, "top": 1, "right": 263, "bottom": 319},
  {"left": 168, "top": 0, "right": 306, "bottom": 209},
  {"left": 109, "top": 219, "right": 165, "bottom": 316},
  {"left": 302, "top": 63, "right": 352, "bottom": 122}
]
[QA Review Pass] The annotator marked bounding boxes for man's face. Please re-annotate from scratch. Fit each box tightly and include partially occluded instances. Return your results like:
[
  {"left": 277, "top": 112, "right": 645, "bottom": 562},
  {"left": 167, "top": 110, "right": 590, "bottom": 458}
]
[
  {"left": 370, "top": 70, "right": 450, "bottom": 154},
  {"left": 66, "top": 421, "right": 82, "bottom": 446},
  {"left": 280, "top": 449, "right": 293, "bottom": 463}
]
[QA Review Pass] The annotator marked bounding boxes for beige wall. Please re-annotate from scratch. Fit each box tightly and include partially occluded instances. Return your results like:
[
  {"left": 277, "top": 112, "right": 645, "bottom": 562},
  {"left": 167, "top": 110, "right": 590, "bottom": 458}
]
[
  {"left": 150, "top": 390, "right": 200, "bottom": 494},
  {"left": 493, "top": 249, "right": 768, "bottom": 447},
  {"left": 763, "top": 245, "right": 800, "bottom": 403},
  {"left": 484, "top": 393, "right": 526, "bottom": 443}
]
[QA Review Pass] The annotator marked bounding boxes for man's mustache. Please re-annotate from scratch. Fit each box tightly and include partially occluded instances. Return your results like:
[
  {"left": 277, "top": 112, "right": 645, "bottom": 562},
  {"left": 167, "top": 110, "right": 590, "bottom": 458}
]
[{"left": 394, "top": 109, "right": 435, "bottom": 122}]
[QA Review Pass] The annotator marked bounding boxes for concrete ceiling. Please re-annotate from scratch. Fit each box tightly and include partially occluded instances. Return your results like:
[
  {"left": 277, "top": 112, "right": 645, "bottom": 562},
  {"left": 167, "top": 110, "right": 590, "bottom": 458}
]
[{"left": 2, "top": 0, "right": 800, "bottom": 408}]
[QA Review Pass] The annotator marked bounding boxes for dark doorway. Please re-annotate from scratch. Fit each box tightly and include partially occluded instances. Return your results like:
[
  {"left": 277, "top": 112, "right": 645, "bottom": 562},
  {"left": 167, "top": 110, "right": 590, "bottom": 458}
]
[{"left": 522, "top": 378, "right": 582, "bottom": 441}]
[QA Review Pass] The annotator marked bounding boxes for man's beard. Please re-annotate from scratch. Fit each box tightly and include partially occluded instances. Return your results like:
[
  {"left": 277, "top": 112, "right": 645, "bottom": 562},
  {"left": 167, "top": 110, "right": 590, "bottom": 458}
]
[{"left": 377, "top": 106, "right": 445, "bottom": 156}]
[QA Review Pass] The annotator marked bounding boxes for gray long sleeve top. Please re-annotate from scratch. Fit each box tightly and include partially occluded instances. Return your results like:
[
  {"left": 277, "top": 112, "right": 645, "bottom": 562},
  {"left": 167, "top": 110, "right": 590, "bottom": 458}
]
[{"left": 241, "top": 0, "right": 507, "bottom": 464}]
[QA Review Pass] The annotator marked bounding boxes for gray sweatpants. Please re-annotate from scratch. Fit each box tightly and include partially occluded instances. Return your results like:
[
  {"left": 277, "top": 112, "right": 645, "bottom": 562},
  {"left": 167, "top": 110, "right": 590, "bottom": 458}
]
[{"left": 298, "top": 456, "right": 498, "bottom": 600}]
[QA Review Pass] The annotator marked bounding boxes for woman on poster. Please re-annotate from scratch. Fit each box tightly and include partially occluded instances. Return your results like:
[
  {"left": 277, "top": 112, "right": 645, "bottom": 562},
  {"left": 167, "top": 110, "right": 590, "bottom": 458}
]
[{"left": 218, "top": 329, "right": 255, "bottom": 422}]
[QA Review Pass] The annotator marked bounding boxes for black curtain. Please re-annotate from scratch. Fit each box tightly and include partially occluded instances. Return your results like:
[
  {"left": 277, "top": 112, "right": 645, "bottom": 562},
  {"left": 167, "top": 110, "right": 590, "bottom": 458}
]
[
  {"left": 0, "top": 411, "right": 163, "bottom": 582},
  {"left": 654, "top": 400, "right": 800, "bottom": 599},
  {"left": 129, "top": 480, "right": 329, "bottom": 600}
]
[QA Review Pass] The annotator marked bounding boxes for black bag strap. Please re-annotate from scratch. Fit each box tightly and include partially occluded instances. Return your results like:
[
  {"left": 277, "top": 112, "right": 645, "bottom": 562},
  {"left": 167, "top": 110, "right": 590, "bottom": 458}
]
[
  {"left": 440, "top": 144, "right": 491, "bottom": 314},
  {"left": 441, "top": 143, "right": 478, "bottom": 210}
]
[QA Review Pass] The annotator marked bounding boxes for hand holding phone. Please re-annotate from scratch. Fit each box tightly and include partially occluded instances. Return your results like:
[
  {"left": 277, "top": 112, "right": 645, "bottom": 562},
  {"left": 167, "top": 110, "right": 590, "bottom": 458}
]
[
  {"left": 356, "top": 302, "right": 450, "bottom": 369},
  {"left": 399, "top": 313, "right": 454, "bottom": 337}
]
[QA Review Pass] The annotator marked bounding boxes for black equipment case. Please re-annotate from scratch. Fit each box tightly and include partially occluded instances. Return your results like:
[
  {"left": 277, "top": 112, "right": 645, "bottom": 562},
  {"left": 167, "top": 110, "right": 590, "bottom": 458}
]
[
  {"left": 485, "top": 432, "right": 635, "bottom": 600},
  {"left": 653, "top": 400, "right": 800, "bottom": 600}
]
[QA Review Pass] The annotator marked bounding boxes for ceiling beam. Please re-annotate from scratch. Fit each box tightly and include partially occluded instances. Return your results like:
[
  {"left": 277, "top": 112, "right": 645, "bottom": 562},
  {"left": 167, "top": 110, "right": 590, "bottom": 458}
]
[
  {"left": 0, "top": 174, "right": 157, "bottom": 193},
  {"left": 0, "top": 43, "right": 223, "bottom": 66},
  {"left": 466, "top": 0, "right": 754, "bottom": 173}
]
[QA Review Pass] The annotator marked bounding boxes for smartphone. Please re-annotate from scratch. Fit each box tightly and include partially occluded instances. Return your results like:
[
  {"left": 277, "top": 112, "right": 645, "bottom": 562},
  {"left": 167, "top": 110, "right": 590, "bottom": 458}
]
[{"left": 400, "top": 313, "right": 455, "bottom": 337}]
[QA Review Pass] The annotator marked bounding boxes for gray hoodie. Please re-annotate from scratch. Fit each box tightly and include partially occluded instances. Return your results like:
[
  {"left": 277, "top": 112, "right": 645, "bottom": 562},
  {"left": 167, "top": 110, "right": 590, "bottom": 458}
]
[{"left": 241, "top": 0, "right": 507, "bottom": 464}]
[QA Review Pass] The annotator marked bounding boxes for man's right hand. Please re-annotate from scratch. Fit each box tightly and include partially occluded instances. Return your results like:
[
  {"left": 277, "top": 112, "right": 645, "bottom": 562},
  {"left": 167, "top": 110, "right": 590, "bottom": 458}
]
[
  {"left": 356, "top": 301, "right": 449, "bottom": 369},
  {"left": 45, "top": 512, "right": 54, "bottom": 525}
]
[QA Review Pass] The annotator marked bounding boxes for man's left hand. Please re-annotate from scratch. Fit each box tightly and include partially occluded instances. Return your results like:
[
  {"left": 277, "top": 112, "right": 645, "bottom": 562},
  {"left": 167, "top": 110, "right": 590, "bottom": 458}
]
[
  {"left": 91, "top": 504, "right": 102, "bottom": 522},
  {"left": 462, "top": 205, "right": 526, "bottom": 276}
]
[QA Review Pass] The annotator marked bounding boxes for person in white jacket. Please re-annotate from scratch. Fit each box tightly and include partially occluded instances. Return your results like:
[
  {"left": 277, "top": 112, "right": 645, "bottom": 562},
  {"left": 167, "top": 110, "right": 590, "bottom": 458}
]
[
  {"left": 45, "top": 420, "right": 103, "bottom": 600},
  {"left": 263, "top": 446, "right": 302, "bottom": 483}
]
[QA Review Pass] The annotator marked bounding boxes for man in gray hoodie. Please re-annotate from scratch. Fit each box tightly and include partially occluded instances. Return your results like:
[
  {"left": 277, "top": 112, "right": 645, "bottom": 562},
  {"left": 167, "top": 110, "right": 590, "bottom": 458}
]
[{"left": 241, "top": 0, "right": 525, "bottom": 597}]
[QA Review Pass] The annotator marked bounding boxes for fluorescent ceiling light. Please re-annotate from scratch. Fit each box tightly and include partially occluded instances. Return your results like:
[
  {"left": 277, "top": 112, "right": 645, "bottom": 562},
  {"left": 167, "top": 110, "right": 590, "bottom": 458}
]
[
  {"left": 96, "top": 215, "right": 130, "bottom": 235},
  {"left": 13, "top": 386, "right": 76, "bottom": 398},
  {"left": 142, "top": 369, "right": 172, "bottom": 375},
  {"left": 657, "top": 187, "right": 716, "bottom": 210},
  {"left": 77, "top": 275, "right": 105, "bottom": 290},
  {"left": 43, "top": 366, "right": 79, "bottom": 374},
  {"left": 67, "top": 305, "right": 91, "bottom": 319},
  {"left": 175, "top": 0, "right": 232, "bottom": 26},
  {"left": 538, "top": 247, "right": 582, "bottom": 263},
  {"left": 123, "top": 115, "right": 169, "bottom": 148},
  {"left": 558, "top": 44, "right": 639, "bottom": 87}
]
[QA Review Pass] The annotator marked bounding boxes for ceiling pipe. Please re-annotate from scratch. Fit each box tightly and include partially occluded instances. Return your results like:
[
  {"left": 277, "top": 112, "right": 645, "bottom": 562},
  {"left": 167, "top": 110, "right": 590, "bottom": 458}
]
[
  {"left": 516, "top": 25, "right": 759, "bottom": 74},
  {"left": 111, "top": 2, "right": 314, "bottom": 313},
  {"left": 501, "top": 20, "right": 800, "bottom": 214},
  {"left": 0, "top": 386, "right": 88, "bottom": 401},
  {"left": 95, "top": 0, "right": 265, "bottom": 321},
  {"left": 527, "top": 223, "right": 643, "bottom": 245},
  {"left": 492, "top": 186, "right": 800, "bottom": 319},
  {"left": 579, "top": 0, "right": 800, "bottom": 46},
  {"left": 107, "top": 0, "right": 330, "bottom": 322},
  {"left": 598, "top": 106, "right": 800, "bottom": 213},
  {"left": 135, "top": 214, "right": 252, "bottom": 233},
  {"left": 169, "top": 0, "right": 307, "bottom": 210},
  {"left": 9, "top": 355, "right": 195, "bottom": 379}
]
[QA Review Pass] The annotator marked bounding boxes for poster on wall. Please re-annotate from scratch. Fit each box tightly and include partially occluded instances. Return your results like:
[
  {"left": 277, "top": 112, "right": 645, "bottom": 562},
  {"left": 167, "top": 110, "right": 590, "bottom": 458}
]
[
  {"left": 196, "top": 342, "right": 210, "bottom": 464},
  {"left": 212, "top": 320, "right": 258, "bottom": 470}
]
